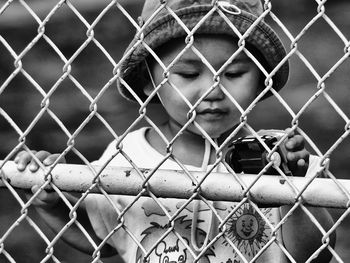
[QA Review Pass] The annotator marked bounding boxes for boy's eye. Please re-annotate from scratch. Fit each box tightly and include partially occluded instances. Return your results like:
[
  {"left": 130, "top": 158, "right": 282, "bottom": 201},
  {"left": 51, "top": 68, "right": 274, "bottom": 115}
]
[
  {"left": 224, "top": 71, "right": 244, "bottom": 79},
  {"left": 175, "top": 72, "right": 199, "bottom": 79}
]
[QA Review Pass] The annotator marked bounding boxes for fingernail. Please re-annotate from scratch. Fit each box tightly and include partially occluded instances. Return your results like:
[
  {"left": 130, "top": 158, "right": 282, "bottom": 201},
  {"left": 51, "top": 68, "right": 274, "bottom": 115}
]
[
  {"left": 31, "top": 185, "right": 39, "bottom": 193},
  {"left": 298, "top": 159, "right": 306, "bottom": 167},
  {"left": 43, "top": 158, "right": 53, "bottom": 165}
]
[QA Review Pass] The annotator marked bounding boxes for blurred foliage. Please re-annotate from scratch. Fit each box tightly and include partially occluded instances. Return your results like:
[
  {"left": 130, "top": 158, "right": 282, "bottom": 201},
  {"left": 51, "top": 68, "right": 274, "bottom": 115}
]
[{"left": 0, "top": 0, "right": 350, "bottom": 262}]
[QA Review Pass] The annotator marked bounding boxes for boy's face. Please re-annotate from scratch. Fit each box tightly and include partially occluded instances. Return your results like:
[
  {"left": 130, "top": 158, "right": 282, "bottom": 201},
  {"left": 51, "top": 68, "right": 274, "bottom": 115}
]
[{"left": 146, "top": 35, "right": 261, "bottom": 139}]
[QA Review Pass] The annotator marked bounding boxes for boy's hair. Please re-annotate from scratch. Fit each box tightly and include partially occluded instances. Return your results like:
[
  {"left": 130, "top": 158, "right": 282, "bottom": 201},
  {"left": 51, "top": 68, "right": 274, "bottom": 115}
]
[{"left": 117, "top": 0, "right": 289, "bottom": 103}]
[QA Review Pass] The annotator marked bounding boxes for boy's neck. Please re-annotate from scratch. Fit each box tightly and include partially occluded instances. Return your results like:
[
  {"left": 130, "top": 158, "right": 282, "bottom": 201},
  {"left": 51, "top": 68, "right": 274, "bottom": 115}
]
[{"left": 145, "top": 122, "right": 249, "bottom": 168}]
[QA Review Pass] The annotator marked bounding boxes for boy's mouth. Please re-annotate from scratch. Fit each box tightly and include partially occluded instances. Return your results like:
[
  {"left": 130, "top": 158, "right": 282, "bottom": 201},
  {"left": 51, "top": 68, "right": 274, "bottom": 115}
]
[{"left": 198, "top": 108, "right": 228, "bottom": 119}]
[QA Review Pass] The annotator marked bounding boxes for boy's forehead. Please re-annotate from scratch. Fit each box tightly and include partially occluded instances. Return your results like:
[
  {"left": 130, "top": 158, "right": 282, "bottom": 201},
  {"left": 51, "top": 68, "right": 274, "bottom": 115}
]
[
  {"left": 176, "top": 50, "right": 249, "bottom": 64},
  {"left": 158, "top": 35, "right": 250, "bottom": 66}
]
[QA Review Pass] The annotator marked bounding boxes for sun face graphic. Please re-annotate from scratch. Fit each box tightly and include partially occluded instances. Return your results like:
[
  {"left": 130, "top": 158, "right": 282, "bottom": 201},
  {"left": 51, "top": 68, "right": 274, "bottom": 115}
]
[{"left": 223, "top": 203, "right": 272, "bottom": 258}]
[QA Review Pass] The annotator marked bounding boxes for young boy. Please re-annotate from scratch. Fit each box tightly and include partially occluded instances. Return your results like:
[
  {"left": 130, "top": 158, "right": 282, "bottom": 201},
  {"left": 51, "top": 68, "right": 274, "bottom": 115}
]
[{"left": 15, "top": 0, "right": 335, "bottom": 262}]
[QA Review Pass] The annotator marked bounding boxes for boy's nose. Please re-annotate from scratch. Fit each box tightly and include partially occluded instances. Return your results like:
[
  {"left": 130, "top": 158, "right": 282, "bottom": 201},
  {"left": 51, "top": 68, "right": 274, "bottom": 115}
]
[{"left": 203, "top": 84, "right": 225, "bottom": 101}]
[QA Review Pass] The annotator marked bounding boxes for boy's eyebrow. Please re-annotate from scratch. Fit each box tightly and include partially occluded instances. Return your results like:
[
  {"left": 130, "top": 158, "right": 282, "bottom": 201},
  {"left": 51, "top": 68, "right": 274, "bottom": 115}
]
[
  {"left": 172, "top": 56, "right": 252, "bottom": 67},
  {"left": 226, "top": 54, "right": 252, "bottom": 64},
  {"left": 171, "top": 58, "right": 202, "bottom": 66}
]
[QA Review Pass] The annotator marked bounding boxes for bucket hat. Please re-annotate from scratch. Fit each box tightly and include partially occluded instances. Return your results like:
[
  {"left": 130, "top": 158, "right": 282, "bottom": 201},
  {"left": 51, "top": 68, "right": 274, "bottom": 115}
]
[{"left": 117, "top": 0, "right": 289, "bottom": 103}]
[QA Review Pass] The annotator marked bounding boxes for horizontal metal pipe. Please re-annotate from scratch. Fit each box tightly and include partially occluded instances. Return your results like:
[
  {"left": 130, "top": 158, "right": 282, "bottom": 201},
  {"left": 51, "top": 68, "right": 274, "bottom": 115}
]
[{"left": 1, "top": 161, "right": 349, "bottom": 208}]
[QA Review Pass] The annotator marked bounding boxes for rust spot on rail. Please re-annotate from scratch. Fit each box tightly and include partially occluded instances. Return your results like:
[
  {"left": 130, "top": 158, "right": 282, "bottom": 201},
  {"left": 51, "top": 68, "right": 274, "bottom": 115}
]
[{"left": 125, "top": 170, "right": 131, "bottom": 177}]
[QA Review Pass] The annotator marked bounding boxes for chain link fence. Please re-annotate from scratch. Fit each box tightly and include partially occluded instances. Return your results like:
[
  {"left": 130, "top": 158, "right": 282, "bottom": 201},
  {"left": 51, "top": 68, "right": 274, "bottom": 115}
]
[{"left": 0, "top": 0, "right": 349, "bottom": 262}]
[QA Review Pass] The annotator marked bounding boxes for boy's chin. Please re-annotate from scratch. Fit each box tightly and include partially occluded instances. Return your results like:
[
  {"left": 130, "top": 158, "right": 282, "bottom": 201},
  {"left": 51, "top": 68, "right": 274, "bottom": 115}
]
[
  {"left": 193, "top": 127, "right": 227, "bottom": 140},
  {"left": 180, "top": 126, "right": 220, "bottom": 139},
  {"left": 180, "top": 122, "right": 234, "bottom": 140}
]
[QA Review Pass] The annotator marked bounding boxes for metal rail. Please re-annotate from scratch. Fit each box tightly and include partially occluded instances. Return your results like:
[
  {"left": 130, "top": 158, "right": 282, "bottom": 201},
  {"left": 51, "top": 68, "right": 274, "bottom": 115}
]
[{"left": 1, "top": 161, "right": 349, "bottom": 208}]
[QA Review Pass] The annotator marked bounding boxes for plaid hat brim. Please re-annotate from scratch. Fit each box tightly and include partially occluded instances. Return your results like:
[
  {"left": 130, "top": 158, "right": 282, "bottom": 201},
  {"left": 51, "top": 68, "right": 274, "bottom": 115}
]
[{"left": 118, "top": 4, "right": 289, "bottom": 103}]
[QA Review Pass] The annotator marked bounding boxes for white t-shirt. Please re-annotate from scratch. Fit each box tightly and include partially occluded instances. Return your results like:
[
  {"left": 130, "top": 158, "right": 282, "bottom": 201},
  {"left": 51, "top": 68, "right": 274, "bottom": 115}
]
[{"left": 85, "top": 127, "right": 317, "bottom": 263}]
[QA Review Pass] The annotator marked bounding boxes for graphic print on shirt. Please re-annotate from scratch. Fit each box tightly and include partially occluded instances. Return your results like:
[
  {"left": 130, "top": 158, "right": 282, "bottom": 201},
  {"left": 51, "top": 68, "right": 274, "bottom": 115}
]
[
  {"left": 176, "top": 201, "right": 227, "bottom": 213},
  {"left": 142, "top": 198, "right": 171, "bottom": 217},
  {"left": 223, "top": 203, "right": 273, "bottom": 259},
  {"left": 135, "top": 216, "right": 215, "bottom": 263}
]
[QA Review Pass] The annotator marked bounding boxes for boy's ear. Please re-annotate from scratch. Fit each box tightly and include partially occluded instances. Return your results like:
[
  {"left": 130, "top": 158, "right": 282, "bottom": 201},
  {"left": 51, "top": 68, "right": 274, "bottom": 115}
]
[{"left": 257, "top": 72, "right": 267, "bottom": 97}]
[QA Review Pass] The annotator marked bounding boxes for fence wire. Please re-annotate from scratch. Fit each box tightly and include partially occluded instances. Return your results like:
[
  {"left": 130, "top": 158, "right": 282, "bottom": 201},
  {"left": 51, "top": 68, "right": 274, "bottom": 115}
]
[{"left": 0, "top": 0, "right": 349, "bottom": 262}]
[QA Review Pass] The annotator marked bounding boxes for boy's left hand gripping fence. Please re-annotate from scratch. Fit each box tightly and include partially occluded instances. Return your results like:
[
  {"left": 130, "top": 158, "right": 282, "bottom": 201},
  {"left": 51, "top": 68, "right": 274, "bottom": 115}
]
[{"left": 1, "top": 160, "right": 349, "bottom": 208}]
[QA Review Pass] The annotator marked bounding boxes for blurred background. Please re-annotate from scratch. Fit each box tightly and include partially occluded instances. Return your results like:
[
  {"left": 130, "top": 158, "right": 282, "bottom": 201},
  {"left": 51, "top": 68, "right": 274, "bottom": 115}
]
[{"left": 0, "top": 0, "right": 349, "bottom": 262}]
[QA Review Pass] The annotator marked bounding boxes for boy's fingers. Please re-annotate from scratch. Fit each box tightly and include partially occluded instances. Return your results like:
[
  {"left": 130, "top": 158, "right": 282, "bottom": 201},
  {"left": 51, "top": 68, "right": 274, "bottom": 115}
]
[
  {"left": 16, "top": 150, "right": 64, "bottom": 172},
  {"left": 285, "top": 128, "right": 295, "bottom": 138},
  {"left": 297, "top": 158, "right": 307, "bottom": 167},
  {"left": 287, "top": 150, "right": 309, "bottom": 163},
  {"left": 14, "top": 151, "right": 25, "bottom": 163},
  {"left": 285, "top": 135, "right": 305, "bottom": 151},
  {"left": 43, "top": 155, "right": 55, "bottom": 165},
  {"left": 30, "top": 185, "right": 59, "bottom": 206},
  {"left": 58, "top": 155, "right": 66, "bottom": 163},
  {"left": 287, "top": 150, "right": 310, "bottom": 176},
  {"left": 43, "top": 154, "right": 66, "bottom": 165},
  {"left": 36, "top": 151, "right": 52, "bottom": 161},
  {"left": 16, "top": 151, "right": 36, "bottom": 171},
  {"left": 31, "top": 185, "right": 40, "bottom": 195},
  {"left": 28, "top": 151, "right": 50, "bottom": 172},
  {"left": 294, "top": 159, "right": 309, "bottom": 177}
]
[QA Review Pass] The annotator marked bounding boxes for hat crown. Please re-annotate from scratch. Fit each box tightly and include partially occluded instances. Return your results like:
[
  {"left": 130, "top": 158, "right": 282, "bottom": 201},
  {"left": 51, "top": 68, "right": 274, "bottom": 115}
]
[
  {"left": 141, "top": 0, "right": 264, "bottom": 21},
  {"left": 118, "top": 0, "right": 289, "bottom": 103}
]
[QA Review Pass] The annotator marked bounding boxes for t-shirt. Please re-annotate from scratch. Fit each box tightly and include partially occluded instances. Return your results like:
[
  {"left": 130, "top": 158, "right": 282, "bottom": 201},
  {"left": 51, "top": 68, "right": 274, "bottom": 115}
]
[{"left": 85, "top": 127, "right": 318, "bottom": 263}]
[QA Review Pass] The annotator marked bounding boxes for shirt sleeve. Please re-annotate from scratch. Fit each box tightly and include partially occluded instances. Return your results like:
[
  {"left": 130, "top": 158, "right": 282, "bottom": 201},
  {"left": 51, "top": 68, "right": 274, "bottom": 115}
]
[{"left": 305, "top": 154, "right": 323, "bottom": 178}]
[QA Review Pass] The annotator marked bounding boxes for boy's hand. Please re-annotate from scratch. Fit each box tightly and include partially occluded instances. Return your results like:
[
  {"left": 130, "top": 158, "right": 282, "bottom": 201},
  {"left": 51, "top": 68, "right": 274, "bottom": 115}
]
[
  {"left": 284, "top": 130, "right": 310, "bottom": 177},
  {"left": 14, "top": 150, "right": 66, "bottom": 207}
]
